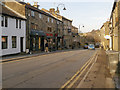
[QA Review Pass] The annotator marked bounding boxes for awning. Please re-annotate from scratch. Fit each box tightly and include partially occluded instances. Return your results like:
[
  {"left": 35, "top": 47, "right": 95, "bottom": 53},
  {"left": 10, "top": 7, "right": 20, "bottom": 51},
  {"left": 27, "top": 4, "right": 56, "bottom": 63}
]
[{"left": 30, "top": 30, "right": 46, "bottom": 36}]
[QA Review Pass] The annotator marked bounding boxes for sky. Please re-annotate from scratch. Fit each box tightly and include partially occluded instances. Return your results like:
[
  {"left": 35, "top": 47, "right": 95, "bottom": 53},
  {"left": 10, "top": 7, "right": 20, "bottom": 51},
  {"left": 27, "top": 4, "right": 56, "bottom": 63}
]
[{"left": 24, "top": 0, "right": 114, "bottom": 33}]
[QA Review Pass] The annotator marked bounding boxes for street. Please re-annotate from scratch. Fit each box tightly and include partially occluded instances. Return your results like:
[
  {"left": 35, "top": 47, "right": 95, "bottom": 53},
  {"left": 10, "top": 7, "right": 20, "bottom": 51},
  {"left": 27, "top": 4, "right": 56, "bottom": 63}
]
[{"left": 2, "top": 49, "right": 97, "bottom": 88}]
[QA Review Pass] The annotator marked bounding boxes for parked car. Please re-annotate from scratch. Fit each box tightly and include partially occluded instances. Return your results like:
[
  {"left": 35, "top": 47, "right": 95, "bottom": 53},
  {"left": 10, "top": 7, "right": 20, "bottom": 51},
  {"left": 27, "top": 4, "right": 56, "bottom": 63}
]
[
  {"left": 84, "top": 45, "right": 88, "bottom": 49},
  {"left": 88, "top": 44, "right": 95, "bottom": 50}
]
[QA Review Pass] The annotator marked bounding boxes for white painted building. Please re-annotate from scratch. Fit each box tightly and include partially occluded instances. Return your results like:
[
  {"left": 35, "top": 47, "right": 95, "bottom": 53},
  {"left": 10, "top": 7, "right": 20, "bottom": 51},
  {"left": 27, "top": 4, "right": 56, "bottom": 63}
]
[{"left": 0, "top": 5, "right": 26, "bottom": 56}]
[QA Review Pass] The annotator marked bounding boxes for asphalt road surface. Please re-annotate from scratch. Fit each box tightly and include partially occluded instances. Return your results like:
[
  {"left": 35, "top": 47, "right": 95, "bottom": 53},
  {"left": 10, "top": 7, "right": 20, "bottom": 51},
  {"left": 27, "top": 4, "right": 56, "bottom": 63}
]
[{"left": 2, "top": 49, "right": 97, "bottom": 88}]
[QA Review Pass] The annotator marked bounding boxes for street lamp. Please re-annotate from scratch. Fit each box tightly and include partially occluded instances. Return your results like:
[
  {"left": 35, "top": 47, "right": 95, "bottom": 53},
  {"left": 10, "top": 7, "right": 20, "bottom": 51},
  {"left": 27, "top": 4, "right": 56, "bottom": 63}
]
[{"left": 56, "top": 3, "right": 66, "bottom": 50}]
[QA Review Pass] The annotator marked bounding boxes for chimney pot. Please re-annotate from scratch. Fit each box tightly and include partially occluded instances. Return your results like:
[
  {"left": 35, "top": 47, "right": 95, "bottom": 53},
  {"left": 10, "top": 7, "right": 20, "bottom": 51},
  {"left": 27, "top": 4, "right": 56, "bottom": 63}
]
[
  {"left": 49, "top": 8, "right": 55, "bottom": 13},
  {"left": 33, "top": 2, "right": 39, "bottom": 8}
]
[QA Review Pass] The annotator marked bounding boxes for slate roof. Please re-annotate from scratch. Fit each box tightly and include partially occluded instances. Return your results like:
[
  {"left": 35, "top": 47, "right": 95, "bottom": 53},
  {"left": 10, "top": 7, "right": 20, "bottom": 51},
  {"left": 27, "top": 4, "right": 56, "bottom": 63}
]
[{"left": 0, "top": 4, "right": 26, "bottom": 20}]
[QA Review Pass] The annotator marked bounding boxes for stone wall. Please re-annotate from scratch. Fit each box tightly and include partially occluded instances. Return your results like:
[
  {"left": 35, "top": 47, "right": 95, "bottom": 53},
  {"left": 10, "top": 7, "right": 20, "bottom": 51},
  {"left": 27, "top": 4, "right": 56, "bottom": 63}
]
[{"left": 106, "top": 51, "right": 119, "bottom": 77}]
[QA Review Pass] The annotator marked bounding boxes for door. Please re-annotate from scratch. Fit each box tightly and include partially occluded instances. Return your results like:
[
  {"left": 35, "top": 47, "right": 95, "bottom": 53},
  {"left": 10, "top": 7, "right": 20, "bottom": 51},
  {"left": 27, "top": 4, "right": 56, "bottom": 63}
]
[
  {"left": 20, "top": 37, "right": 24, "bottom": 52},
  {"left": 41, "top": 37, "right": 44, "bottom": 51}
]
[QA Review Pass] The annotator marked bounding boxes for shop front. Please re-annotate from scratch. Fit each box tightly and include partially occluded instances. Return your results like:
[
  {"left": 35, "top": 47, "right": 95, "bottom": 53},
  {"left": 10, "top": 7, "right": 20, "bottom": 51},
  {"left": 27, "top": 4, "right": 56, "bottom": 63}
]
[
  {"left": 46, "top": 33, "right": 54, "bottom": 51},
  {"left": 30, "top": 30, "right": 46, "bottom": 51},
  {"left": 57, "top": 35, "right": 63, "bottom": 50}
]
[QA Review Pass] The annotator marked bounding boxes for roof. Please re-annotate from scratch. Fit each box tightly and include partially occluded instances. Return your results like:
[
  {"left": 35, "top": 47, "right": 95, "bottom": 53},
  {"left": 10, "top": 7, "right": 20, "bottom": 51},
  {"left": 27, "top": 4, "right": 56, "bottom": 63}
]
[
  {"left": 41, "top": 8, "right": 62, "bottom": 21},
  {"left": 0, "top": 4, "right": 26, "bottom": 20},
  {"left": 72, "top": 26, "right": 78, "bottom": 29},
  {"left": 19, "top": 2, "right": 62, "bottom": 21},
  {"left": 110, "top": 0, "right": 117, "bottom": 19},
  {"left": 62, "top": 16, "right": 72, "bottom": 22},
  {"left": 100, "top": 24, "right": 104, "bottom": 29}
]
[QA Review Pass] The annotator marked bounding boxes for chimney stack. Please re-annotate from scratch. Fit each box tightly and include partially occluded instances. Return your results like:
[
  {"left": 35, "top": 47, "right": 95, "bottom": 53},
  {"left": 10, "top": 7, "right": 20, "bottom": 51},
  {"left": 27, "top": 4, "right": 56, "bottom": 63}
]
[
  {"left": 49, "top": 8, "right": 55, "bottom": 14},
  {"left": 33, "top": 2, "right": 39, "bottom": 8}
]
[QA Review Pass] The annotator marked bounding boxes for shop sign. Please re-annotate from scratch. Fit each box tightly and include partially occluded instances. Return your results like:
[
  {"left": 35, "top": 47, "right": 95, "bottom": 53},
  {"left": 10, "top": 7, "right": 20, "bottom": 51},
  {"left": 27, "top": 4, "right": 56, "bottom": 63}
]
[
  {"left": 55, "top": 34, "right": 58, "bottom": 37},
  {"left": 46, "top": 33, "right": 53, "bottom": 36}
]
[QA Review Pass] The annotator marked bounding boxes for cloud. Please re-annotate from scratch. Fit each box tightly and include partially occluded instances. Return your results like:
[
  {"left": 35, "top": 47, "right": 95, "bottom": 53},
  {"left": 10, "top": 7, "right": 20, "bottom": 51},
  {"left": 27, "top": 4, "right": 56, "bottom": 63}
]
[{"left": 24, "top": 0, "right": 113, "bottom": 3}]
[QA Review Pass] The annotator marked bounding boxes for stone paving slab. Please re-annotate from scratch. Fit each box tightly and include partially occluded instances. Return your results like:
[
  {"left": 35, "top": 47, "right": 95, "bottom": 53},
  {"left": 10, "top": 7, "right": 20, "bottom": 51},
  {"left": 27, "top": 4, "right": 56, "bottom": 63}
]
[{"left": 77, "top": 50, "right": 115, "bottom": 88}]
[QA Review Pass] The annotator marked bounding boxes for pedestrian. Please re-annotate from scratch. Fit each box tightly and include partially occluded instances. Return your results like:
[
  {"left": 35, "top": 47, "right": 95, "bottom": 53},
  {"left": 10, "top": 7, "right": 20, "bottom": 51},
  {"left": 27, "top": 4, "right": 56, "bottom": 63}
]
[{"left": 45, "top": 42, "right": 49, "bottom": 53}]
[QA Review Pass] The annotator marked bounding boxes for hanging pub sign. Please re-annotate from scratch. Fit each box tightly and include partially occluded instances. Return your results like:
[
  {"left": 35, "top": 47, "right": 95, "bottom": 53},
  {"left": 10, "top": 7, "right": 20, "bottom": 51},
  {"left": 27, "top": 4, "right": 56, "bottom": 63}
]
[{"left": 2, "top": 37, "right": 6, "bottom": 42}]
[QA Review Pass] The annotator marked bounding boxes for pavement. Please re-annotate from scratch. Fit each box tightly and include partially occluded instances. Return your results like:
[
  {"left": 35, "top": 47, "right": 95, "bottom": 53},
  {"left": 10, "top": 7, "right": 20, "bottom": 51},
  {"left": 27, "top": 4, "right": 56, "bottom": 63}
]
[{"left": 77, "top": 50, "right": 115, "bottom": 89}]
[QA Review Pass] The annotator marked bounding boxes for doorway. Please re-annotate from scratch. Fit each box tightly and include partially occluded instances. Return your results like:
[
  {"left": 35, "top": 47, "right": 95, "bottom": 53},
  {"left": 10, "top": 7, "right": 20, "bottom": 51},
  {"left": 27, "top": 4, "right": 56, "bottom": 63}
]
[{"left": 20, "top": 37, "right": 24, "bottom": 52}]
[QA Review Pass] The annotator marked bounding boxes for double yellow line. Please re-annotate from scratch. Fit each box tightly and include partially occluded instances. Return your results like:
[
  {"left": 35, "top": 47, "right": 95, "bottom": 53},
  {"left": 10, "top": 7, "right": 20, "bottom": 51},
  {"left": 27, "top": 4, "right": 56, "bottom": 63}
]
[{"left": 60, "top": 52, "right": 97, "bottom": 89}]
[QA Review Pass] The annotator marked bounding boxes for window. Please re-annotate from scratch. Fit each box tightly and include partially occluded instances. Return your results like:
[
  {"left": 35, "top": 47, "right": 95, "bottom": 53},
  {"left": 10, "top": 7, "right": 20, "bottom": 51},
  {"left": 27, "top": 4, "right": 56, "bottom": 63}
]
[
  {"left": 16, "top": 19, "right": 18, "bottom": 28},
  {"left": 19, "top": 20, "right": 21, "bottom": 29},
  {"left": 48, "top": 17, "right": 49, "bottom": 22},
  {"left": 52, "top": 18, "right": 53, "bottom": 23},
  {"left": 2, "top": 36, "right": 8, "bottom": 49},
  {"left": 39, "top": 14, "right": 42, "bottom": 18},
  {"left": 47, "top": 27, "right": 49, "bottom": 31},
  {"left": 5, "top": 16, "right": 8, "bottom": 27},
  {"left": 50, "top": 28, "right": 52, "bottom": 32},
  {"left": 1, "top": 16, "right": 8, "bottom": 27},
  {"left": 12, "top": 36, "right": 17, "bottom": 48},
  {"left": 1, "top": 16, "right": 4, "bottom": 27},
  {"left": 57, "top": 21, "right": 59, "bottom": 24},
  {"left": 31, "top": 23, "right": 38, "bottom": 30},
  {"left": 35, "top": 24, "right": 38, "bottom": 29},
  {"left": 31, "top": 11, "right": 35, "bottom": 17}
]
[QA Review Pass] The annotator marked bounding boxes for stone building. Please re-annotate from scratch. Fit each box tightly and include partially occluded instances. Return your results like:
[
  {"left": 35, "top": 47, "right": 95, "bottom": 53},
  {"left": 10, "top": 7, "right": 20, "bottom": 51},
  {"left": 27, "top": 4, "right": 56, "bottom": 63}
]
[
  {"left": 110, "top": 0, "right": 120, "bottom": 51},
  {"left": 62, "top": 16, "right": 73, "bottom": 49},
  {"left": 100, "top": 21, "right": 110, "bottom": 50},
  {"left": 41, "top": 8, "right": 72, "bottom": 49},
  {"left": 71, "top": 26, "right": 80, "bottom": 48},
  {"left": 20, "top": 2, "right": 63, "bottom": 52},
  {"left": 41, "top": 8, "right": 64, "bottom": 50}
]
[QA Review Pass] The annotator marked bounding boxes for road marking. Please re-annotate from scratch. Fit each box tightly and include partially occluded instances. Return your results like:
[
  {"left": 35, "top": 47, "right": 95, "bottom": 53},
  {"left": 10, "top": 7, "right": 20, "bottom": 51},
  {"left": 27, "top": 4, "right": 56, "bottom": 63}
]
[
  {"left": 60, "top": 58, "right": 91, "bottom": 89},
  {"left": 76, "top": 53, "right": 98, "bottom": 88},
  {"left": 60, "top": 51, "right": 98, "bottom": 89}
]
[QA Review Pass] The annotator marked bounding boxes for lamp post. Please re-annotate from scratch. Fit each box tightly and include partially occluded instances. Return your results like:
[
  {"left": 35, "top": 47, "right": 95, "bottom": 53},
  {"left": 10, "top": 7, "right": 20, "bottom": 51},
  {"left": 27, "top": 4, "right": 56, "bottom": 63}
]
[{"left": 56, "top": 3, "right": 66, "bottom": 50}]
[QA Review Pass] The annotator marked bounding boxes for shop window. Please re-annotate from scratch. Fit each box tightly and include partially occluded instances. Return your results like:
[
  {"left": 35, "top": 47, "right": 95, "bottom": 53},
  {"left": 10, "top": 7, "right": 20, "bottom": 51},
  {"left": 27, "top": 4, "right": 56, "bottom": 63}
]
[
  {"left": 2, "top": 36, "right": 8, "bottom": 49},
  {"left": 12, "top": 36, "right": 17, "bottom": 48}
]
